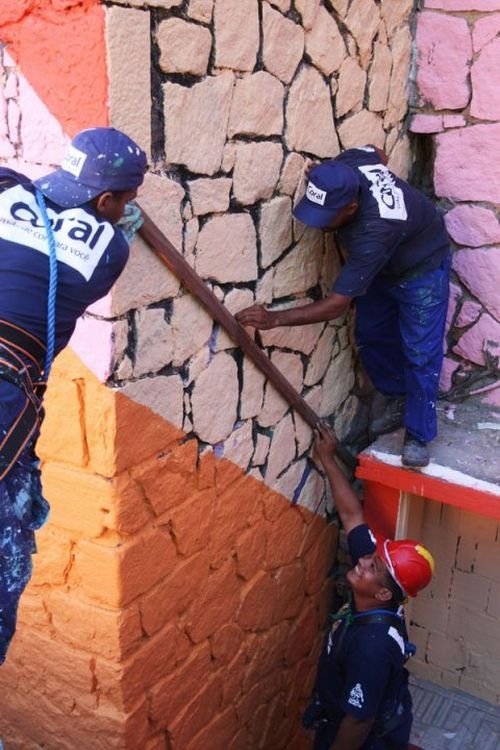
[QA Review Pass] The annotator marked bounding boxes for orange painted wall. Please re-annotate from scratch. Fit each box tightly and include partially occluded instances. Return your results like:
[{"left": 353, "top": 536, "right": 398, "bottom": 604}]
[
  {"left": 0, "top": 351, "right": 337, "bottom": 750},
  {"left": 0, "top": 0, "right": 107, "bottom": 135}
]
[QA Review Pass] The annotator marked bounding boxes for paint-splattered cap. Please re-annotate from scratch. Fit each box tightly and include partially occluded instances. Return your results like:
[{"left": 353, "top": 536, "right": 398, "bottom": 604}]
[{"left": 34, "top": 127, "right": 147, "bottom": 208}]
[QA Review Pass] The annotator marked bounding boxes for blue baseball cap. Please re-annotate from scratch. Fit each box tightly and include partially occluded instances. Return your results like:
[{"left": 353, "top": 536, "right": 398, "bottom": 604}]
[
  {"left": 293, "top": 160, "right": 360, "bottom": 228},
  {"left": 34, "top": 127, "right": 147, "bottom": 208}
]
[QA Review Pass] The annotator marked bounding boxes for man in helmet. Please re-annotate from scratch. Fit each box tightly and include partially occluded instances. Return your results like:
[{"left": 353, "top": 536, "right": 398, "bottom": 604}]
[
  {"left": 0, "top": 127, "right": 147, "bottom": 664},
  {"left": 237, "top": 145, "right": 451, "bottom": 469},
  {"left": 304, "top": 423, "right": 433, "bottom": 750}
]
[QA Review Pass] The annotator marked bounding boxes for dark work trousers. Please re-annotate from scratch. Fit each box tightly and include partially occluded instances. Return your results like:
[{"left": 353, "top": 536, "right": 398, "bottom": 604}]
[
  {"left": 0, "top": 380, "right": 48, "bottom": 663},
  {"left": 355, "top": 253, "right": 451, "bottom": 444}
]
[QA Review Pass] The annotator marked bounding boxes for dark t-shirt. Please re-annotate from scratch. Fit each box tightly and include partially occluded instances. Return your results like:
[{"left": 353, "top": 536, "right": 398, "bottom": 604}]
[
  {"left": 313, "top": 524, "right": 412, "bottom": 746},
  {"left": 0, "top": 168, "right": 129, "bottom": 354},
  {"left": 332, "top": 146, "right": 450, "bottom": 297}
]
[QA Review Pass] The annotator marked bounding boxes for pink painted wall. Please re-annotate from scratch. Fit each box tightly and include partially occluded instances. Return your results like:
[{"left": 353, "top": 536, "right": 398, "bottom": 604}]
[{"left": 411, "top": 1, "right": 500, "bottom": 402}]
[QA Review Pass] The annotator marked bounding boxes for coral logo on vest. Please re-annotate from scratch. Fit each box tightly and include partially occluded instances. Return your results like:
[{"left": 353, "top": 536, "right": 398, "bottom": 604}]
[{"left": 0, "top": 184, "right": 114, "bottom": 280}]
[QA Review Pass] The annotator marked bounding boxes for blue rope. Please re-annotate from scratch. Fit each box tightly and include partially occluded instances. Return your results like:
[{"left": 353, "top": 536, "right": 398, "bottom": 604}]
[{"left": 35, "top": 189, "right": 57, "bottom": 378}]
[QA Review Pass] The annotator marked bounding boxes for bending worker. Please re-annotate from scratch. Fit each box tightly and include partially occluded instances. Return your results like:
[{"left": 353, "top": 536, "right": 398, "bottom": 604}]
[
  {"left": 308, "top": 423, "right": 432, "bottom": 750},
  {"left": 237, "top": 146, "right": 451, "bottom": 468},
  {"left": 0, "top": 127, "right": 146, "bottom": 664}
]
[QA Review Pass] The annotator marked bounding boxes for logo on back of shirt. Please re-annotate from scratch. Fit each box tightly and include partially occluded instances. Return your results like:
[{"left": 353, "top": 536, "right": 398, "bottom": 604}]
[
  {"left": 358, "top": 163, "right": 407, "bottom": 221},
  {"left": 348, "top": 683, "right": 364, "bottom": 709},
  {"left": 0, "top": 184, "right": 115, "bottom": 280}
]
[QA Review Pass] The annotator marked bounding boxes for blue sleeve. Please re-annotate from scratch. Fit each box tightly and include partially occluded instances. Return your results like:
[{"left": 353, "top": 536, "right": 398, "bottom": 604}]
[{"left": 347, "top": 524, "right": 377, "bottom": 564}]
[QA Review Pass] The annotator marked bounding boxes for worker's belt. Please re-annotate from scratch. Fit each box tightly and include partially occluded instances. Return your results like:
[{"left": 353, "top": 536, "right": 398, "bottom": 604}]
[{"left": 0, "top": 320, "right": 47, "bottom": 481}]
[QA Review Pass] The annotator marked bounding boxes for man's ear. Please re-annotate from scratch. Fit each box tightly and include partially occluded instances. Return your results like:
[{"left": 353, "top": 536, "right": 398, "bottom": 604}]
[
  {"left": 93, "top": 191, "right": 114, "bottom": 216},
  {"left": 375, "top": 587, "right": 393, "bottom": 603},
  {"left": 344, "top": 200, "right": 359, "bottom": 217}
]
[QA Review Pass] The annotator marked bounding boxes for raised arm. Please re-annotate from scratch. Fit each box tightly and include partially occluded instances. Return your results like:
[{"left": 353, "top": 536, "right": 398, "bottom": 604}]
[
  {"left": 314, "top": 423, "right": 364, "bottom": 534},
  {"left": 235, "top": 293, "right": 351, "bottom": 330}
]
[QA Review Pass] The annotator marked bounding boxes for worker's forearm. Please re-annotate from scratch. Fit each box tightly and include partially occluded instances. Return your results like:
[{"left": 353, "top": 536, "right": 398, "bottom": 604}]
[
  {"left": 330, "top": 714, "right": 375, "bottom": 750},
  {"left": 321, "top": 454, "right": 364, "bottom": 533},
  {"left": 273, "top": 294, "right": 351, "bottom": 327}
]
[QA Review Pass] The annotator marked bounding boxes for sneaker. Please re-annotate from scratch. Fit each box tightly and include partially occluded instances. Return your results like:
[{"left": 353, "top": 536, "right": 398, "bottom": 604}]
[
  {"left": 370, "top": 395, "right": 405, "bottom": 436},
  {"left": 402, "top": 433, "right": 429, "bottom": 468}
]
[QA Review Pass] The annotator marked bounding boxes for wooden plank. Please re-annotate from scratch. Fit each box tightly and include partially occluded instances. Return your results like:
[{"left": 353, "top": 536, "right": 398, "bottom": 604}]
[{"left": 137, "top": 209, "right": 357, "bottom": 471}]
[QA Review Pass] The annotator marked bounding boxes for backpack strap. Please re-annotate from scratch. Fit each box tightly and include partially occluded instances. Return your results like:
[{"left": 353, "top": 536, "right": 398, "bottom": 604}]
[{"left": 352, "top": 609, "right": 416, "bottom": 660}]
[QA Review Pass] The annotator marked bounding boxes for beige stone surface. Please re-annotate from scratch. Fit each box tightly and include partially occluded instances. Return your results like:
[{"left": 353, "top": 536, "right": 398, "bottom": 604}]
[
  {"left": 164, "top": 72, "right": 234, "bottom": 175},
  {"left": 214, "top": 288, "right": 254, "bottom": 350},
  {"left": 285, "top": 66, "right": 339, "bottom": 158},
  {"left": 184, "top": 217, "right": 199, "bottom": 262},
  {"left": 305, "top": 6, "right": 345, "bottom": 77},
  {"left": 297, "top": 469, "right": 325, "bottom": 513},
  {"left": 240, "top": 358, "right": 265, "bottom": 419},
  {"left": 106, "top": 237, "right": 180, "bottom": 317},
  {"left": 380, "top": 0, "right": 414, "bottom": 37},
  {"left": 329, "top": 0, "right": 349, "bottom": 16},
  {"left": 255, "top": 267, "right": 275, "bottom": 304},
  {"left": 259, "top": 196, "right": 293, "bottom": 268},
  {"left": 133, "top": 308, "right": 174, "bottom": 377},
  {"left": 271, "top": 458, "right": 306, "bottom": 498},
  {"left": 319, "top": 348, "right": 355, "bottom": 417},
  {"left": 337, "top": 110, "right": 385, "bottom": 150},
  {"left": 228, "top": 71, "right": 284, "bottom": 138},
  {"left": 267, "top": 0, "right": 290, "bottom": 11},
  {"left": 195, "top": 213, "right": 258, "bottom": 283},
  {"left": 187, "top": 0, "right": 214, "bottom": 23},
  {"left": 222, "top": 420, "right": 254, "bottom": 468},
  {"left": 294, "top": 408, "right": 313, "bottom": 457},
  {"left": 384, "top": 27, "right": 411, "bottom": 129},
  {"left": 262, "top": 3, "right": 304, "bottom": 85},
  {"left": 258, "top": 351, "right": 303, "bottom": 427},
  {"left": 265, "top": 413, "right": 296, "bottom": 485},
  {"left": 171, "top": 294, "right": 214, "bottom": 365},
  {"left": 252, "top": 432, "right": 270, "bottom": 466},
  {"left": 186, "top": 346, "right": 210, "bottom": 385},
  {"left": 157, "top": 18, "right": 212, "bottom": 75},
  {"left": 345, "top": 0, "right": 380, "bottom": 70},
  {"left": 295, "top": 0, "right": 321, "bottom": 30},
  {"left": 188, "top": 178, "right": 232, "bottom": 216},
  {"left": 335, "top": 58, "right": 367, "bottom": 118},
  {"left": 105, "top": 6, "right": 152, "bottom": 158},
  {"left": 305, "top": 325, "right": 336, "bottom": 386},
  {"left": 273, "top": 230, "right": 323, "bottom": 297},
  {"left": 260, "top": 304, "right": 323, "bottom": 355},
  {"left": 388, "top": 135, "right": 411, "bottom": 180},
  {"left": 191, "top": 352, "right": 239, "bottom": 443},
  {"left": 368, "top": 41, "right": 392, "bottom": 112},
  {"left": 221, "top": 141, "right": 236, "bottom": 173},
  {"left": 232, "top": 141, "right": 284, "bottom": 204},
  {"left": 119, "top": 374, "right": 184, "bottom": 429},
  {"left": 278, "top": 152, "right": 305, "bottom": 196},
  {"left": 138, "top": 172, "right": 185, "bottom": 250},
  {"left": 214, "top": 0, "right": 259, "bottom": 72}
]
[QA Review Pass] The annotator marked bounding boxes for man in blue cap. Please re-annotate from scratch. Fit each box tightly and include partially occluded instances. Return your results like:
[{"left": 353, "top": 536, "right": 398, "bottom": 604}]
[
  {"left": 0, "top": 126, "right": 147, "bottom": 664},
  {"left": 237, "top": 145, "right": 451, "bottom": 468}
]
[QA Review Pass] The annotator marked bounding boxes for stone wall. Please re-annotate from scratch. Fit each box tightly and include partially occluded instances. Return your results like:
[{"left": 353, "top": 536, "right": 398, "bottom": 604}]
[
  {"left": 0, "top": 1, "right": 418, "bottom": 749},
  {"left": 410, "top": 0, "right": 500, "bottom": 402}
]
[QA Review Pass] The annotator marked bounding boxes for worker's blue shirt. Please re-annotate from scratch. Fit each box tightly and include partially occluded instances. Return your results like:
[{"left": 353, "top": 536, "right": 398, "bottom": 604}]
[
  {"left": 332, "top": 147, "right": 450, "bottom": 297},
  {"left": 312, "top": 524, "right": 412, "bottom": 747},
  {"left": 0, "top": 167, "right": 129, "bottom": 354}
]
